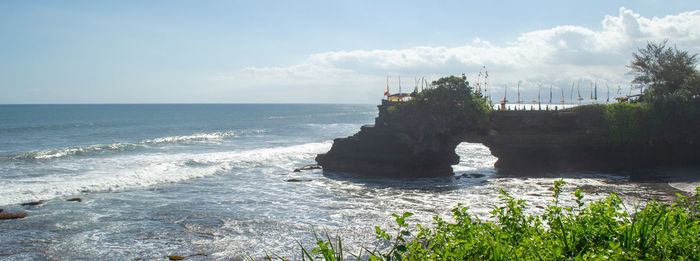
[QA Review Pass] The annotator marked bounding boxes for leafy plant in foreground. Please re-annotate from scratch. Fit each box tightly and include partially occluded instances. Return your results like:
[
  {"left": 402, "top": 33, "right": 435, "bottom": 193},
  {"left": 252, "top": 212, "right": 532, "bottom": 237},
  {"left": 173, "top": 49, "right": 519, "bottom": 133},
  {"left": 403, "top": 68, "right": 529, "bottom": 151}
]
[{"left": 294, "top": 181, "right": 699, "bottom": 260}]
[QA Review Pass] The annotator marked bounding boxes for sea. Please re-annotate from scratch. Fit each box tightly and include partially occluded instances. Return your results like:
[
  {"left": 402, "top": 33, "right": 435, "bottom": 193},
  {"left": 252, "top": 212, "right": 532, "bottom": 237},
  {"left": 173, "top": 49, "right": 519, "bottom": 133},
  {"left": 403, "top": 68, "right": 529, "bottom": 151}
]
[{"left": 0, "top": 104, "right": 694, "bottom": 260}]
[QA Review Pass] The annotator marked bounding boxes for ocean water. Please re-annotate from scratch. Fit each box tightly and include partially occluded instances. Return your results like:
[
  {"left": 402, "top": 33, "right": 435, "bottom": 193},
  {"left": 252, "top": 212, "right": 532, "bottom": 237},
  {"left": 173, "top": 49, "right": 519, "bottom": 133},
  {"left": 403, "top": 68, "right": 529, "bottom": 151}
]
[{"left": 0, "top": 104, "right": 688, "bottom": 260}]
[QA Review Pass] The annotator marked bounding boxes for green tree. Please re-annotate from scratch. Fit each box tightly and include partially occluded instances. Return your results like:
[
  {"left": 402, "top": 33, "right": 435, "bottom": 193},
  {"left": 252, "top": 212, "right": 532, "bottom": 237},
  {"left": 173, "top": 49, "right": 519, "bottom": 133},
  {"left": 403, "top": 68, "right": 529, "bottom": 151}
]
[
  {"left": 430, "top": 74, "right": 471, "bottom": 93},
  {"left": 628, "top": 40, "right": 699, "bottom": 98},
  {"left": 384, "top": 75, "right": 489, "bottom": 134}
]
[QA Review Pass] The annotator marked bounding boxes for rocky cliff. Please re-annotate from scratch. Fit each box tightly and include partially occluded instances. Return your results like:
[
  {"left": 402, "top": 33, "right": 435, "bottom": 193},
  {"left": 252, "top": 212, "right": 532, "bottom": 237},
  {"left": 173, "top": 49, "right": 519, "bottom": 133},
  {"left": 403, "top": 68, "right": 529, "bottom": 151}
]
[
  {"left": 486, "top": 107, "right": 696, "bottom": 171},
  {"left": 315, "top": 100, "right": 487, "bottom": 178},
  {"left": 316, "top": 102, "right": 700, "bottom": 177}
]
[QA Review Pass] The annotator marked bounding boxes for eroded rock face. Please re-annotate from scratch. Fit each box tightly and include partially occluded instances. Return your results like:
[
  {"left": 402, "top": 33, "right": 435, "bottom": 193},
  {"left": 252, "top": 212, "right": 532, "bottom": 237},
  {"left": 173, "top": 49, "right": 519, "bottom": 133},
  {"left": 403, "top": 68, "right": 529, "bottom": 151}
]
[
  {"left": 486, "top": 108, "right": 700, "bottom": 171},
  {"left": 484, "top": 109, "right": 606, "bottom": 170},
  {"left": 316, "top": 102, "right": 485, "bottom": 177},
  {"left": 316, "top": 125, "right": 460, "bottom": 177}
]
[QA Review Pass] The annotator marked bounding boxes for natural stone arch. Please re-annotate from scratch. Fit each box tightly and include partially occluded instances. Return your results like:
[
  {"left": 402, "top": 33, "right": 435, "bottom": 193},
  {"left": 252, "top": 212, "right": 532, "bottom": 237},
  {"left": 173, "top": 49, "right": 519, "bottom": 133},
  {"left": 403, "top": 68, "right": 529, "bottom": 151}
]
[{"left": 317, "top": 104, "right": 700, "bottom": 177}]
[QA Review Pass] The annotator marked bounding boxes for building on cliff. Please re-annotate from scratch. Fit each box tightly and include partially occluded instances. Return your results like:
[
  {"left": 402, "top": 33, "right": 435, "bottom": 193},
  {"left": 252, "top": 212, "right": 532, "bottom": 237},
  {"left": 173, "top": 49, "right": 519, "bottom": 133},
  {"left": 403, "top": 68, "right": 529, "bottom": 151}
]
[
  {"left": 385, "top": 93, "right": 413, "bottom": 103},
  {"left": 384, "top": 75, "right": 420, "bottom": 103}
]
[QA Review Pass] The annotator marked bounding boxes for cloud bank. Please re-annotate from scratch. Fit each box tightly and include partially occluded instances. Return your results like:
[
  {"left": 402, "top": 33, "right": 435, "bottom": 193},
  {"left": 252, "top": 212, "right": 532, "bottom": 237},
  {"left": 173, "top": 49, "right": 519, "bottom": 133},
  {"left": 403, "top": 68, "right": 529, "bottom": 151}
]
[{"left": 217, "top": 7, "right": 700, "bottom": 103}]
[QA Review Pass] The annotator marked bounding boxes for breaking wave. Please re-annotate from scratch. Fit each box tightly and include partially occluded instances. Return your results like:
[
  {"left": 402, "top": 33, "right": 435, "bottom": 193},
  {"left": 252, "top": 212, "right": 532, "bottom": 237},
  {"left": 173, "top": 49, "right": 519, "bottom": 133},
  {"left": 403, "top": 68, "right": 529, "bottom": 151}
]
[
  {"left": 0, "top": 141, "right": 331, "bottom": 206},
  {"left": 2, "top": 130, "right": 266, "bottom": 161}
]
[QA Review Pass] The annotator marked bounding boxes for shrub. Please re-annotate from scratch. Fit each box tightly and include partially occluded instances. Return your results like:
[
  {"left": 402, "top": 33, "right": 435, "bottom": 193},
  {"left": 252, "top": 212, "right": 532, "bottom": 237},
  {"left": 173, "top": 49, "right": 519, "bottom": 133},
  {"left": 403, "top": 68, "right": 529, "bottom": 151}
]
[
  {"left": 384, "top": 76, "right": 490, "bottom": 134},
  {"left": 599, "top": 94, "right": 699, "bottom": 144},
  {"left": 602, "top": 103, "right": 649, "bottom": 144},
  {"left": 297, "top": 182, "right": 700, "bottom": 260}
]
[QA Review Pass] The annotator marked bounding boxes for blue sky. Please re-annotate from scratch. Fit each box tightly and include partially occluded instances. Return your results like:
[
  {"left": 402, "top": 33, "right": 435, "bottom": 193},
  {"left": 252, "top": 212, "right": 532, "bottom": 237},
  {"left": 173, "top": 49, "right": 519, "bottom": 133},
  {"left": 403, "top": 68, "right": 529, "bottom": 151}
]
[{"left": 1, "top": 1, "right": 699, "bottom": 104}]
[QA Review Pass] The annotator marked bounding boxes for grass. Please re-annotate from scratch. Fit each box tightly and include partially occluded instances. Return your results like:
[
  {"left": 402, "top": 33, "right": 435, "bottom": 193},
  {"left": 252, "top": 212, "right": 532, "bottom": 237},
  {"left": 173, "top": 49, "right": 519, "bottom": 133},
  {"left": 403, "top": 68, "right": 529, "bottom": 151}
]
[{"left": 288, "top": 180, "right": 699, "bottom": 260}]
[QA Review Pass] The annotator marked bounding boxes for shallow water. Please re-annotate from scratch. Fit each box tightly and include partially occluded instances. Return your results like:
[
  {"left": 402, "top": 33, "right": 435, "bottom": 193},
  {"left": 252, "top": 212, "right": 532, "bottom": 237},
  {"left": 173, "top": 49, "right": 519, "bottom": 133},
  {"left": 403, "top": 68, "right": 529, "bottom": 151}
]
[{"left": 0, "top": 104, "right": 691, "bottom": 260}]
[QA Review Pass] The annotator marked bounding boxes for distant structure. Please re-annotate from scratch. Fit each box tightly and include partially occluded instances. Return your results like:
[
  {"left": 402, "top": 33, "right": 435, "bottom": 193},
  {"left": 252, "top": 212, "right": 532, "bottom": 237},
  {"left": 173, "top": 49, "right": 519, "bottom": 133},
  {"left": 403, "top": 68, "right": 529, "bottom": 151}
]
[
  {"left": 385, "top": 93, "right": 414, "bottom": 103},
  {"left": 383, "top": 75, "right": 418, "bottom": 104},
  {"left": 384, "top": 71, "right": 642, "bottom": 110}
]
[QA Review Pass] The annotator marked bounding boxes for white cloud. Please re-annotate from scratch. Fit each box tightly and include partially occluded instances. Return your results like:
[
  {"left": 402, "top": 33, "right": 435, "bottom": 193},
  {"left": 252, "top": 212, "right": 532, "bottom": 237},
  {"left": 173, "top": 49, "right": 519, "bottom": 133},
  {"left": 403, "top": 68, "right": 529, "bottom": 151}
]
[{"left": 216, "top": 7, "right": 700, "bottom": 103}]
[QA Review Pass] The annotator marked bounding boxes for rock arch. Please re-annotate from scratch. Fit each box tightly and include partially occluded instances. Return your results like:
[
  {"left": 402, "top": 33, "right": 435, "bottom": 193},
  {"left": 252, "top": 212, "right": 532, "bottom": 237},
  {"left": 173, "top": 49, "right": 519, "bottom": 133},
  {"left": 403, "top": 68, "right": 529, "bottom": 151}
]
[{"left": 316, "top": 104, "right": 700, "bottom": 177}]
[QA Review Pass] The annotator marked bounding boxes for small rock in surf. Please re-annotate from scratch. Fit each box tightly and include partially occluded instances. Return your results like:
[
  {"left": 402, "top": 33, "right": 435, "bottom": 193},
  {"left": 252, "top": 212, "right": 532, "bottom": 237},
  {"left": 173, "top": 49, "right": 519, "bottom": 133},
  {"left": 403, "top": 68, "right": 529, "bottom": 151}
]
[
  {"left": 21, "top": 200, "right": 44, "bottom": 206},
  {"left": 0, "top": 212, "right": 28, "bottom": 220},
  {"left": 293, "top": 164, "right": 322, "bottom": 172},
  {"left": 286, "top": 178, "right": 312, "bottom": 182}
]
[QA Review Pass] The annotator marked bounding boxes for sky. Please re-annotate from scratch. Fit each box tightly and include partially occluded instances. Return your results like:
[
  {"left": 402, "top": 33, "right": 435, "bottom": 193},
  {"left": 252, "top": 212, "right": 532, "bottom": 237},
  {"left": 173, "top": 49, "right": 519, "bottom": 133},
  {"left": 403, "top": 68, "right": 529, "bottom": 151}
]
[{"left": 1, "top": 0, "right": 699, "bottom": 104}]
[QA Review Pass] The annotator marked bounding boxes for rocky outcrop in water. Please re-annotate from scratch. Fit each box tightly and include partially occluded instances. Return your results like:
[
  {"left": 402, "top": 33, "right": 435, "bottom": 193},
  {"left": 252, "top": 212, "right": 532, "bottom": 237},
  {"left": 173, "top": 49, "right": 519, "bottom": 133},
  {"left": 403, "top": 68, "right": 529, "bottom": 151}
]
[
  {"left": 21, "top": 200, "right": 44, "bottom": 206},
  {"left": 316, "top": 99, "right": 488, "bottom": 177},
  {"left": 293, "top": 164, "right": 321, "bottom": 172},
  {"left": 316, "top": 124, "right": 459, "bottom": 177},
  {"left": 0, "top": 212, "right": 28, "bottom": 220},
  {"left": 316, "top": 102, "right": 700, "bottom": 177}
]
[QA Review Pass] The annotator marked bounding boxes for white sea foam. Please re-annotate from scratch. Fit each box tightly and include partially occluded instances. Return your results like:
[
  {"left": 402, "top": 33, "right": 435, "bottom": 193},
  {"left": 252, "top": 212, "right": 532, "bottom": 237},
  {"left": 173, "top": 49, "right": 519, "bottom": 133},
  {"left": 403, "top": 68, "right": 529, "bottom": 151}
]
[
  {"left": 452, "top": 142, "right": 498, "bottom": 174},
  {"left": 4, "top": 130, "right": 267, "bottom": 161},
  {"left": 304, "top": 123, "right": 361, "bottom": 129},
  {"left": 0, "top": 141, "right": 331, "bottom": 206},
  {"left": 202, "top": 168, "right": 644, "bottom": 258}
]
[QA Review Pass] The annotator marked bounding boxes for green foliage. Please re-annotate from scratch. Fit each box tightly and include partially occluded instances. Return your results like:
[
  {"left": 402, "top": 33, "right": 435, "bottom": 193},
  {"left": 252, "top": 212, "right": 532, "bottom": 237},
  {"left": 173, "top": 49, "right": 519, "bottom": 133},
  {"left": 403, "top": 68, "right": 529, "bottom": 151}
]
[
  {"left": 395, "top": 132, "right": 413, "bottom": 144},
  {"left": 384, "top": 75, "right": 490, "bottom": 133},
  {"left": 629, "top": 40, "right": 699, "bottom": 98},
  {"left": 646, "top": 92, "right": 700, "bottom": 143},
  {"left": 600, "top": 94, "right": 699, "bottom": 144},
  {"left": 298, "top": 231, "right": 348, "bottom": 261},
  {"left": 567, "top": 103, "right": 606, "bottom": 114},
  {"left": 599, "top": 41, "right": 700, "bottom": 144},
  {"left": 296, "top": 181, "right": 700, "bottom": 260},
  {"left": 602, "top": 103, "right": 649, "bottom": 143},
  {"left": 418, "top": 75, "right": 491, "bottom": 117}
]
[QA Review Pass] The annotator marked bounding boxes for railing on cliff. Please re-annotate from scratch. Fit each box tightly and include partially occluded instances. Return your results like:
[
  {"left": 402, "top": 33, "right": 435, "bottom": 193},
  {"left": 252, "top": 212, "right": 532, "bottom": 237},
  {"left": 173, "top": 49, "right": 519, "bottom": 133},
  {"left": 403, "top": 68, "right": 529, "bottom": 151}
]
[{"left": 493, "top": 103, "right": 579, "bottom": 112}]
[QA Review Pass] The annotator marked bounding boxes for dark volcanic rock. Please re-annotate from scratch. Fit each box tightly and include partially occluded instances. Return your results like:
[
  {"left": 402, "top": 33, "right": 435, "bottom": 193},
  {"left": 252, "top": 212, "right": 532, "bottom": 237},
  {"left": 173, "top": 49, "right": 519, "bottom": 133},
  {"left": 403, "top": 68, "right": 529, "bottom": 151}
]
[
  {"left": 21, "top": 200, "right": 44, "bottom": 206},
  {"left": 286, "top": 178, "right": 312, "bottom": 182},
  {"left": 485, "top": 108, "right": 700, "bottom": 171},
  {"left": 293, "top": 164, "right": 322, "bottom": 172},
  {"left": 317, "top": 101, "right": 700, "bottom": 178},
  {"left": 316, "top": 100, "right": 487, "bottom": 178},
  {"left": 316, "top": 124, "right": 465, "bottom": 178},
  {"left": 0, "top": 212, "right": 28, "bottom": 220}
]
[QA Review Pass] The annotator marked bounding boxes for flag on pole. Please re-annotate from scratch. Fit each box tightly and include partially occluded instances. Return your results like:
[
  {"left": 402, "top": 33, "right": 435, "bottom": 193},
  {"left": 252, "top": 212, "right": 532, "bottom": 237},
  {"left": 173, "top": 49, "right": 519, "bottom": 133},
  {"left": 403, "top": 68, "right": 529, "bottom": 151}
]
[
  {"left": 594, "top": 82, "right": 598, "bottom": 100},
  {"left": 384, "top": 76, "right": 390, "bottom": 96}
]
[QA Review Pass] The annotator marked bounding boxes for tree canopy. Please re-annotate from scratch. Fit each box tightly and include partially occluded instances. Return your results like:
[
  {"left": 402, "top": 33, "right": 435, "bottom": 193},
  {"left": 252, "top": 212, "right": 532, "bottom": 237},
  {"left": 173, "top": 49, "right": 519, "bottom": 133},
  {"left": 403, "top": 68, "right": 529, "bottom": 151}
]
[
  {"left": 430, "top": 74, "right": 471, "bottom": 92},
  {"left": 628, "top": 40, "right": 699, "bottom": 98},
  {"left": 384, "top": 75, "right": 490, "bottom": 132}
]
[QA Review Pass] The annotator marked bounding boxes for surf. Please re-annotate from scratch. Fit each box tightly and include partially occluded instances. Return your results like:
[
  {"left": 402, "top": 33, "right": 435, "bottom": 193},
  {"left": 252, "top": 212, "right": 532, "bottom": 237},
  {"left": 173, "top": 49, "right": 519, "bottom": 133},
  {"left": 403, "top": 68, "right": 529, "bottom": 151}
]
[
  {"left": 0, "top": 141, "right": 331, "bottom": 206},
  {"left": 0, "top": 130, "right": 269, "bottom": 161}
]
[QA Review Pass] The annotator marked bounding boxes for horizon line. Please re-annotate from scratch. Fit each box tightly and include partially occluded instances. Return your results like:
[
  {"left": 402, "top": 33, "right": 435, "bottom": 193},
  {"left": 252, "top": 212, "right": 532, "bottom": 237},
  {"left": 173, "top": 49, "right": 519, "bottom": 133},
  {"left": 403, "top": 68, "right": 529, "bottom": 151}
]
[{"left": 0, "top": 102, "right": 375, "bottom": 106}]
